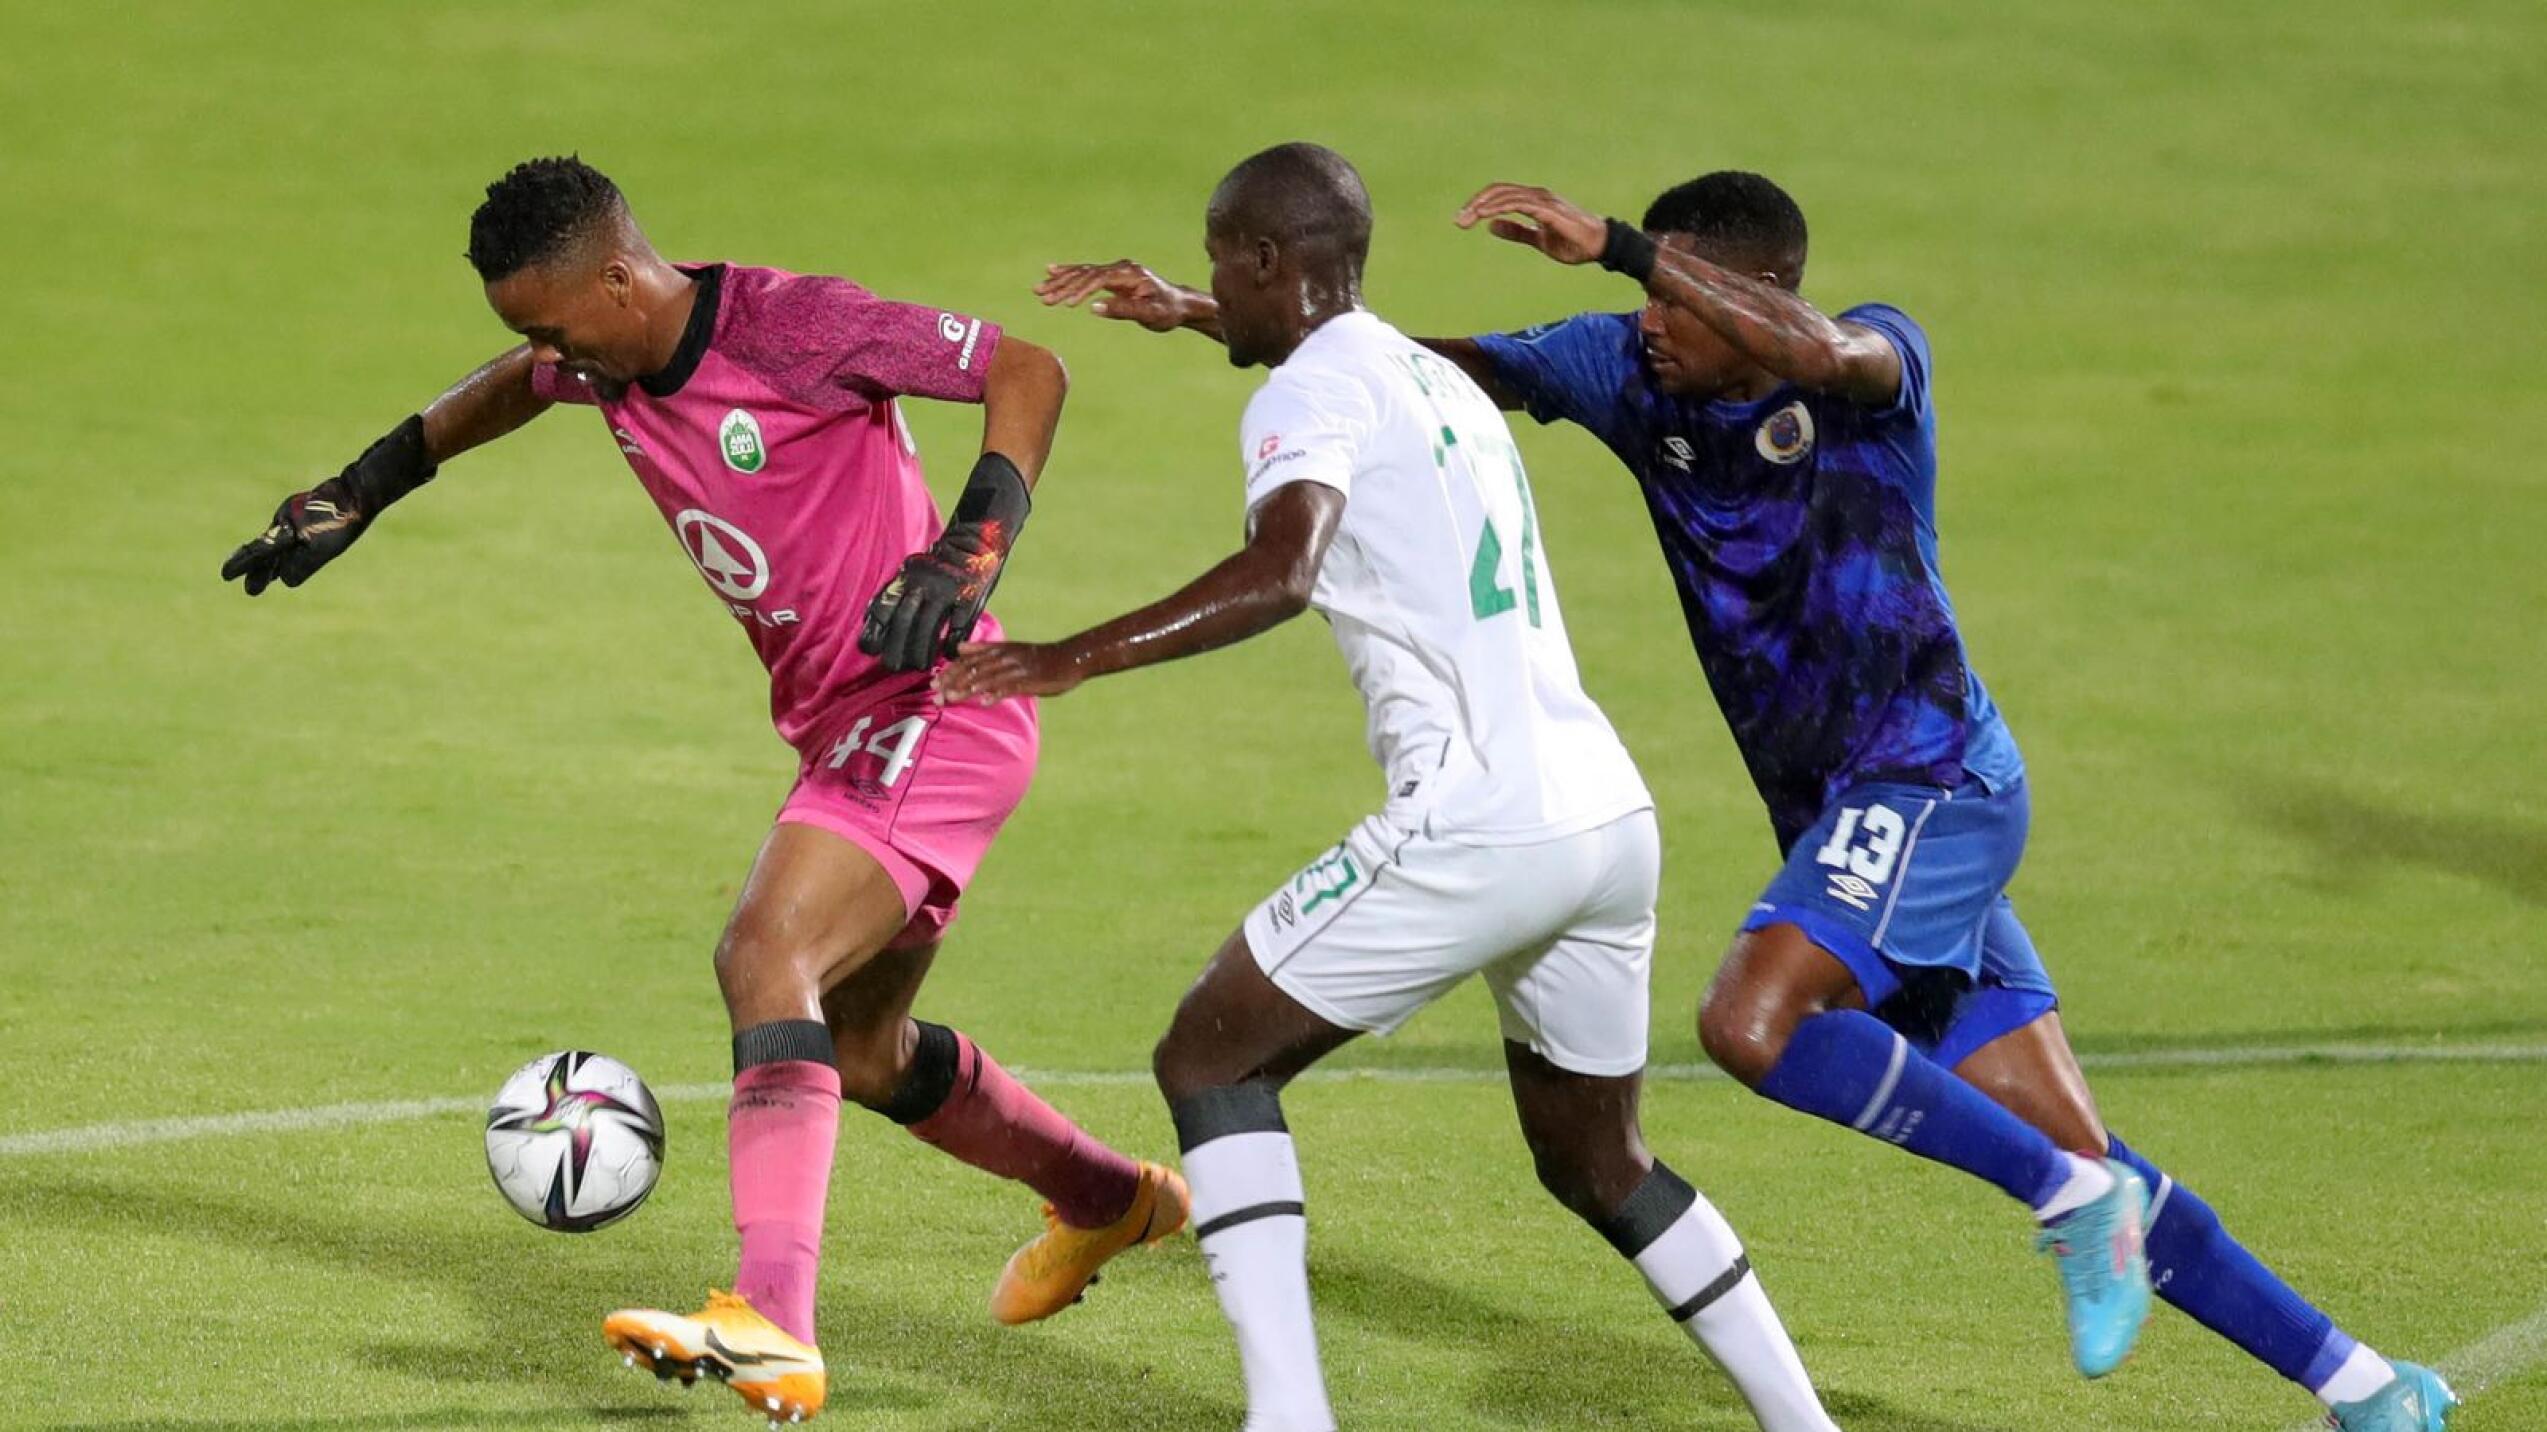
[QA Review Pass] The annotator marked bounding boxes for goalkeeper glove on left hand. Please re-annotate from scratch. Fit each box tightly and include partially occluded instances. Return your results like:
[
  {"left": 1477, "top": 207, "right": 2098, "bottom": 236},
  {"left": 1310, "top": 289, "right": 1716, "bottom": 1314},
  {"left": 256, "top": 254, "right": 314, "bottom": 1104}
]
[{"left": 860, "top": 450, "right": 1032, "bottom": 672}]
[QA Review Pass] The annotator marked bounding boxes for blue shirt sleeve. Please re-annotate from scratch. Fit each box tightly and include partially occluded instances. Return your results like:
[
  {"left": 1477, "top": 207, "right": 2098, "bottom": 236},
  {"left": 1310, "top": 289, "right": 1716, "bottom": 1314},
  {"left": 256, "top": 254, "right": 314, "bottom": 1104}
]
[
  {"left": 1836, "top": 302, "right": 1940, "bottom": 522},
  {"left": 1471, "top": 312, "right": 1643, "bottom": 450},
  {"left": 1838, "top": 302, "right": 1932, "bottom": 424}
]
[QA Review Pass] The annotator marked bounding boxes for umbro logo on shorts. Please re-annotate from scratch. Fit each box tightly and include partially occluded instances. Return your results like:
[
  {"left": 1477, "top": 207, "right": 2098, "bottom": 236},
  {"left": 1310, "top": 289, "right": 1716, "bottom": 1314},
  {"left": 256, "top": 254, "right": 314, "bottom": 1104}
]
[{"left": 1825, "top": 871, "right": 1878, "bottom": 910}]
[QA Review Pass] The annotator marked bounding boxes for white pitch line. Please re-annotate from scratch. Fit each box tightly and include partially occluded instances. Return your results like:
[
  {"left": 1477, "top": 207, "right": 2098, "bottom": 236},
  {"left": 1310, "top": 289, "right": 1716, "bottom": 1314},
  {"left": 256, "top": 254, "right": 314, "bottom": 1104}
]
[
  {"left": 5, "top": 1042, "right": 2545, "bottom": 1161},
  {"left": 0, "top": 1095, "right": 485, "bottom": 1158},
  {"left": 2283, "top": 1299, "right": 2547, "bottom": 1431}
]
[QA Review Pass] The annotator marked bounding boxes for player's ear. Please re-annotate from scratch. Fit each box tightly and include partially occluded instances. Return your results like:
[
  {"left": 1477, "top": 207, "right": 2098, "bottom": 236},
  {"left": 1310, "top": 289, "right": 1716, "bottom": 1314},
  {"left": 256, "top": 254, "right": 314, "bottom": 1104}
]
[
  {"left": 1252, "top": 236, "right": 1280, "bottom": 285},
  {"left": 600, "top": 258, "right": 635, "bottom": 306}
]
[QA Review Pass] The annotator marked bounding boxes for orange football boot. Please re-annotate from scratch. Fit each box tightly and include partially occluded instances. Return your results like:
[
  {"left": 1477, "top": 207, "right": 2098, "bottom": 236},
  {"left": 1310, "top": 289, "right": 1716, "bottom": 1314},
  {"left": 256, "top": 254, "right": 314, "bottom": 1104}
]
[
  {"left": 990, "top": 1160, "right": 1191, "bottom": 1325},
  {"left": 605, "top": 1289, "right": 824, "bottom": 1425}
]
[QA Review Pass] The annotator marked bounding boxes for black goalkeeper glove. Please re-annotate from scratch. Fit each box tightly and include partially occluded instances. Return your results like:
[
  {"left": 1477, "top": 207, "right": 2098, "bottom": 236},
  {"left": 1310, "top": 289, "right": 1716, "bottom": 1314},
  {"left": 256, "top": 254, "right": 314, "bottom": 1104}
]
[
  {"left": 220, "top": 414, "right": 437, "bottom": 596},
  {"left": 859, "top": 451, "right": 1032, "bottom": 672}
]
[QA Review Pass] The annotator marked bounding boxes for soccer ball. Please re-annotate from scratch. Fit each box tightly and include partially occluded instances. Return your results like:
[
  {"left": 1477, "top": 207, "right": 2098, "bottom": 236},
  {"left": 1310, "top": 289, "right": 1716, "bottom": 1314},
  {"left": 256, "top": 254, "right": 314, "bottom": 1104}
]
[{"left": 484, "top": 1050, "right": 666, "bottom": 1232}]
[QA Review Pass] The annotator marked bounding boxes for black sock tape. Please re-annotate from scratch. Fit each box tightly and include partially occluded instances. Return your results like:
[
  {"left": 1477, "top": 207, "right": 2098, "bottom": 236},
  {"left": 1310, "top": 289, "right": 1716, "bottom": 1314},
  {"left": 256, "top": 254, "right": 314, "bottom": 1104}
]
[
  {"left": 1667, "top": 1254, "right": 1754, "bottom": 1323},
  {"left": 1594, "top": 1160, "right": 1700, "bottom": 1258},
  {"left": 1169, "top": 1080, "right": 1289, "bottom": 1153},
  {"left": 879, "top": 1021, "right": 963, "bottom": 1126},
  {"left": 731, "top": 1019, "right": 836, "bottom": 1074}
]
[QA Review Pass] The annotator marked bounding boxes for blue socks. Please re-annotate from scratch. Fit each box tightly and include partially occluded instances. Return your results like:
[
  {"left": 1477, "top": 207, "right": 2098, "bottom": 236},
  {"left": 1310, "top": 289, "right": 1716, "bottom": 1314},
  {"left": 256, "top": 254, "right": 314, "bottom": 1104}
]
[
  {"left": 2105, "top": 1133, "right": 2358, "bottom": 1392},
  {"left": 1757, "top": 1008, "right": 2073, "bottom": 1207},
  {"left": 1753, "top": 1010, "right": 2372, "bottom": 1400}
]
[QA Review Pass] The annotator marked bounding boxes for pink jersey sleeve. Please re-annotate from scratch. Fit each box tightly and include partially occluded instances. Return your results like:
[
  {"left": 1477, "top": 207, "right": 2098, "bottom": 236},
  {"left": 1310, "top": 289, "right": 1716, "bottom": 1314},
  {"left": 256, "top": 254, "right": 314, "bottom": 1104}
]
[
  {"left": 724, "top": 271, "right": 1003, "bottom": 409},
  {"left": 529, "top": 361, "right": 603, "bottom": 406}
]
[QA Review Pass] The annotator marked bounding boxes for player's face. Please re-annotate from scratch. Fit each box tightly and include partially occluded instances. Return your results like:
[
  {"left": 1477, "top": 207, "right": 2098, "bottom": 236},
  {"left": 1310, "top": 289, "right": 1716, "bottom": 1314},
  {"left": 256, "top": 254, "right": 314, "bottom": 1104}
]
[
  {"left": 1636, "top": 232, "right": 1758, "bottom": 398},
  {"left": 1205, "top": 228, "right": 1276, "bottom": 369},
  {"left": 484, "top": 258, "right": 653, "bottom": 392}
]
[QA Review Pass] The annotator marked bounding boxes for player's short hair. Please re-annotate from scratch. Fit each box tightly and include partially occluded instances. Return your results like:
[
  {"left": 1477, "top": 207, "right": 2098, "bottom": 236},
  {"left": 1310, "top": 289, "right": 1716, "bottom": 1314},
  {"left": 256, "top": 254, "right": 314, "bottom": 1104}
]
[
  {"left": 1642, "top": 171, "right": 1808, "bottom": 283},
  {"left": 466, "top": 156, "right": 627, "bottom": 282},
  {"left": 1206, "top": 142, "right": 1373, "bottom": 275}
]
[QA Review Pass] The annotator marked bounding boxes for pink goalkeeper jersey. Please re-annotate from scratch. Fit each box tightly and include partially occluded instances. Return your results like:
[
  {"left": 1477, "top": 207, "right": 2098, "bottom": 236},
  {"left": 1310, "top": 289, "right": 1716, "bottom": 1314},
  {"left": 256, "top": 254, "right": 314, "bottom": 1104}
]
[{"left": 532, "top": 263, "right": 1003, "bottom": 750}]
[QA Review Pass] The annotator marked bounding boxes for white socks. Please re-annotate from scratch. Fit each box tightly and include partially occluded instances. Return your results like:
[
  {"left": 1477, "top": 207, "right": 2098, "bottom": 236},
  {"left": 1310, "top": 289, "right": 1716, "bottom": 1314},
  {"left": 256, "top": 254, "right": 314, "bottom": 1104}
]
[
  {"left": 1599, "top": 1164, "right": 1843, "bottom": 1432},
  {"left": 1173, "top": 1084, "right": 1336, "bottom": 1432},
  {"left": 2313, "top": 1342, "right": 2399, "bottom": 1406},
  {"left": 2032, "top": 1152, "right": 2118, "bottom": 1224},
  {"left": 1173, "top": 1087, "right": 1840, "bottom": 1432}
]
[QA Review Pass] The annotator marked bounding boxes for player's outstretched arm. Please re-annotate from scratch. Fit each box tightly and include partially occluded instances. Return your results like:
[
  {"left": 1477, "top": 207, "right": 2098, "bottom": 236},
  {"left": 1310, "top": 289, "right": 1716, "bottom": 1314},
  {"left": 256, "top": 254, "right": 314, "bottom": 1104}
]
[
  {"left": 220, "top": 345, "right": 553, "bottom": 596},
  {"left": 933, "top": 481, "right": 1345, "bottom": 703},
  {"left": 1411, "top": 337, "right": 1521, "bottom": 410},
  {"left": 1036, "top": 261, "right": 1224, "bottom": 342},
  {"left": 1042, "top": 259, "right": 1513, "bottom": 407},
  {"left": 1454, "top": 182, "right": 1901, "bottom": 406},
  {"left": 856, "top": 336, "right": 1065, "bottom": 672}
]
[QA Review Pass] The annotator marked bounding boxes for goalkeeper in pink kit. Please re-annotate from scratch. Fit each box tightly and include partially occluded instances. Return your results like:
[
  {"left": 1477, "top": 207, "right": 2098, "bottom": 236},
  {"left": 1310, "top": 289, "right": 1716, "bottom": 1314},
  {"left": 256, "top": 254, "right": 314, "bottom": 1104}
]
[{"left": 220, "top": 157, "right": 1186, "bottom": 1423}]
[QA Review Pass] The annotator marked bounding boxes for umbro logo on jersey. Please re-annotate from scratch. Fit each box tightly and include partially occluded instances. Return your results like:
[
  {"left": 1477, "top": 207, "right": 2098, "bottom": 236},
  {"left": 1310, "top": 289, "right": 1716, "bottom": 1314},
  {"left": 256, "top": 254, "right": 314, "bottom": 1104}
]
[
  {"left": 719, "top": 409, "right": 767, "bottom": 473},
  {"left": 612, "top": 426, "right": 645, "bottom": 456},
  {"left": 1825, "top": 871, "right": 1878, "bottom": 910},
  {"left": 1258, "top": 433, "right": 1283, "bottom": 461},
  {"left": 1660, "top": 436, "right": 1695, "bottom": 471},
  {"left": 1755, "top": 401, "right": 1815, "bottom": 465}
]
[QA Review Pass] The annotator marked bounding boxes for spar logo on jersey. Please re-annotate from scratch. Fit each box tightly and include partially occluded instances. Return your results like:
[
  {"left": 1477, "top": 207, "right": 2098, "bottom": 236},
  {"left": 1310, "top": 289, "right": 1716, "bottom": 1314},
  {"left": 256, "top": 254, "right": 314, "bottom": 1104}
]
[
  {"left": 675, "top": 509, "right": 769, "bottom": 599},
  {"left": 719, "top": 409, "right": 767, "bottom": 473},
  {"left": 676, "top": 509, "right": 800, "bottom": 628},
  {"left": 1755, "top": 401, "right": 1815, "bottom": 465}
]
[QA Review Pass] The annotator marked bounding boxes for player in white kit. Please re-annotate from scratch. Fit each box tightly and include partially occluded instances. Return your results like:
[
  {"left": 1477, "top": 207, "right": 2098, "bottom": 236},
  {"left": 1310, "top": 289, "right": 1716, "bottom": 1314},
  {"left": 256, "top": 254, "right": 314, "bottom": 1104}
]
[{"left": 939, "top": 144, "right": 1842, "bottom": 1432}]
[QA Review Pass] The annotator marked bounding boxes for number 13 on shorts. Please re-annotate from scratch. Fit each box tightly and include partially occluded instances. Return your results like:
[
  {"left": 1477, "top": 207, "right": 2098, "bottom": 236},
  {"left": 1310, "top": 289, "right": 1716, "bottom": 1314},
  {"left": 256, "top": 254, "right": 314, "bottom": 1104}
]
[{"left": 1816, "top": 802, "right": 1908, "bottom": 885}]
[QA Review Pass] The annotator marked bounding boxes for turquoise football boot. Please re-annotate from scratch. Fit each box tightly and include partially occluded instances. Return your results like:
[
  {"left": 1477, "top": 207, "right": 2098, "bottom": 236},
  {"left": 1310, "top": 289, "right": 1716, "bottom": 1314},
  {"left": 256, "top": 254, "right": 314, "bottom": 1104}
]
[
  {"left": 2034, "top": 1158, "right": 2152, "bottom": 1377},
  {"left": 2328, "top": 1361, "right": 2458, "bottom": 1431}
]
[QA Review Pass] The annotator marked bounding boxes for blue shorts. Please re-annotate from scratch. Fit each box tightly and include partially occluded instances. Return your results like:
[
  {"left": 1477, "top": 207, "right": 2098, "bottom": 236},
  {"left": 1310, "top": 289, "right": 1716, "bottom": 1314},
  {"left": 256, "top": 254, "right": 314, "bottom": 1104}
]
[{"left": 1740, "top": 775, "right": 2058, "bottom": 1069}]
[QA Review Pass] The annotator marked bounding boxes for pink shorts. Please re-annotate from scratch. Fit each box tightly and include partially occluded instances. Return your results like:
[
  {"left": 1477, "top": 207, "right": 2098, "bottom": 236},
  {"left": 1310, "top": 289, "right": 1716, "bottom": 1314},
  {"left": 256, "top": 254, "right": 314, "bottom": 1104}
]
[{"left": 775, "top": 687, "right": 1039, "bottom": 948}]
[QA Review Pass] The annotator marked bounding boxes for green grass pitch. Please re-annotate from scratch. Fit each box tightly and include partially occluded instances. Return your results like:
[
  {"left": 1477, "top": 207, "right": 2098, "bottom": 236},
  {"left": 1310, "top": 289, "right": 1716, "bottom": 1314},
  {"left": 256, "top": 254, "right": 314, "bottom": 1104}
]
[{"left": 2, "top": 2, "right": 2543, "bottom": 1428}]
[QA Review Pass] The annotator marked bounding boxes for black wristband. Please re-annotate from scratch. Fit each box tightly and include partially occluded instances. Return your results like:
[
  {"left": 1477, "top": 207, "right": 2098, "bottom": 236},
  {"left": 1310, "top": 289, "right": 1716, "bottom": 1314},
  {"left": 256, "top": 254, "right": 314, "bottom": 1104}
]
[
  {"left": 1598, "top": 218, "right": 1659, "bottom": 285},
  {"left": 948, "top": 450, "right": 1031, "bottom": 550},
  {"left": 342, "top": 413, "right": 439, "bottom": 517}
]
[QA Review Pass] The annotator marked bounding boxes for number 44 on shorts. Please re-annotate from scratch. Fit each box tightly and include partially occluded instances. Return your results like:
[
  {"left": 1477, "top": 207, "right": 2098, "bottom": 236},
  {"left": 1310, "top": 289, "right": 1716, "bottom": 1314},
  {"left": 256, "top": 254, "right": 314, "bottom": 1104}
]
[{"left": 826, "top": 713, "right": 927, "bottom": 789}]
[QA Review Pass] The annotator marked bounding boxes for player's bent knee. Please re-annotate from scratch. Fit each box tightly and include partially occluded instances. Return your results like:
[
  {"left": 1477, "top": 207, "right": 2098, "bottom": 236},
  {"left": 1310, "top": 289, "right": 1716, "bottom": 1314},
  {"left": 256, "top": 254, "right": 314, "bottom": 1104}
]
[
  {"left": 710, "top": 926, "right": 830, "bottom": 1023},
  {"left": 1151, "top": 1029, "right": 1205, "bottom": 1104},
  {"left": 1697, "top": 983, "right": 1789, "bottom": 1088}
]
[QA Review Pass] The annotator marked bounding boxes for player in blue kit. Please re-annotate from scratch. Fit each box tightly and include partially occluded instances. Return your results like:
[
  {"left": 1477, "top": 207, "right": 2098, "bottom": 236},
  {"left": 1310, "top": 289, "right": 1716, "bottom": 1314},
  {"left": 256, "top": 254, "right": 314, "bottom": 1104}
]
[
  {"left": 1415, "top": 172, "right": 2455, "bottom": 1431},
  {"left": 1036, "top": 173, "right": 2455, "bottom": 1429}
]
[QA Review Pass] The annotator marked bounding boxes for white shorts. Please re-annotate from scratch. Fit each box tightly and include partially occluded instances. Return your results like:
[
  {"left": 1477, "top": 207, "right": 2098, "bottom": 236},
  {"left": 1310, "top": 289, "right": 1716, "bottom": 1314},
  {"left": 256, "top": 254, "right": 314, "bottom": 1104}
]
[{"left": 1241, "top": 807, "right": 1660, "bottom": 1077}]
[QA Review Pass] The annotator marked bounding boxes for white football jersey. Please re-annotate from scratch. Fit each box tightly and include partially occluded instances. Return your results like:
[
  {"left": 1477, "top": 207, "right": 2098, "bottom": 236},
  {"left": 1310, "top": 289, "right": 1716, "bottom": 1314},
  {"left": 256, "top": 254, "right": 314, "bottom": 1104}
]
[{"left": 1240, "top": 310, "right": 1651, "bottom": 844}]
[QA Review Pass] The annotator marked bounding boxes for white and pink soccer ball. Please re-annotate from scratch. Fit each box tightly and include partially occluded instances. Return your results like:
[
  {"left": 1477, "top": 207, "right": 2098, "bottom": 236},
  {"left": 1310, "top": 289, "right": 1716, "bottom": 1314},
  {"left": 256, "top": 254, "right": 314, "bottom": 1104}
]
[{"left": 484, "top": 1050, "right": 666, "bottom": 1232}]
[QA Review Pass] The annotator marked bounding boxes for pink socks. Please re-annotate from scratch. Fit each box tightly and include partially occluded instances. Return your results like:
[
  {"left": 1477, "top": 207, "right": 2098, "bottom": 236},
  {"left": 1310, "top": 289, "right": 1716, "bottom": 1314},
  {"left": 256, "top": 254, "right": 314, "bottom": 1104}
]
[
  {"left": 728, "top": 1055, "right": 841, "bottom": 1344},
  {"left": 902, "top": 1026, "right": 1141, "bottom": 1229}
]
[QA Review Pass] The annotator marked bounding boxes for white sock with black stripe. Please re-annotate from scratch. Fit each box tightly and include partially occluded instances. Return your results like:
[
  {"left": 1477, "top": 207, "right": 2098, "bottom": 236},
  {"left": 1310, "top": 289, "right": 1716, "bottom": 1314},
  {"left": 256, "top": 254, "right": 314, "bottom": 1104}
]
[
  {"left": 1172, "top": 1082, "right": 1334, "bottom": 1432},
  {"left": 1597, "top": 1163, "right": 1841, "bottom": 1432}
]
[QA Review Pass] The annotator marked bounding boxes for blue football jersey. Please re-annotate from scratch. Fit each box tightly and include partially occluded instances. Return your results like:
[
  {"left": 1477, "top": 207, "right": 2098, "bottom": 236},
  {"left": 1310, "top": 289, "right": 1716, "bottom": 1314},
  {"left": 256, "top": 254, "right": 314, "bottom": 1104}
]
[{"left": 1474, "top": 304, "right": 2022, "bottom": 850}]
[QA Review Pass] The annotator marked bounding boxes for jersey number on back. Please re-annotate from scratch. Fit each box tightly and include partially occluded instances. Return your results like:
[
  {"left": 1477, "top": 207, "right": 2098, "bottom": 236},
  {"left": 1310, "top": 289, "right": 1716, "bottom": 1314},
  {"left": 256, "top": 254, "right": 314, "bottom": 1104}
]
[{"left": 1399, "top": 352, "right": 1542, "bottom": 627}]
